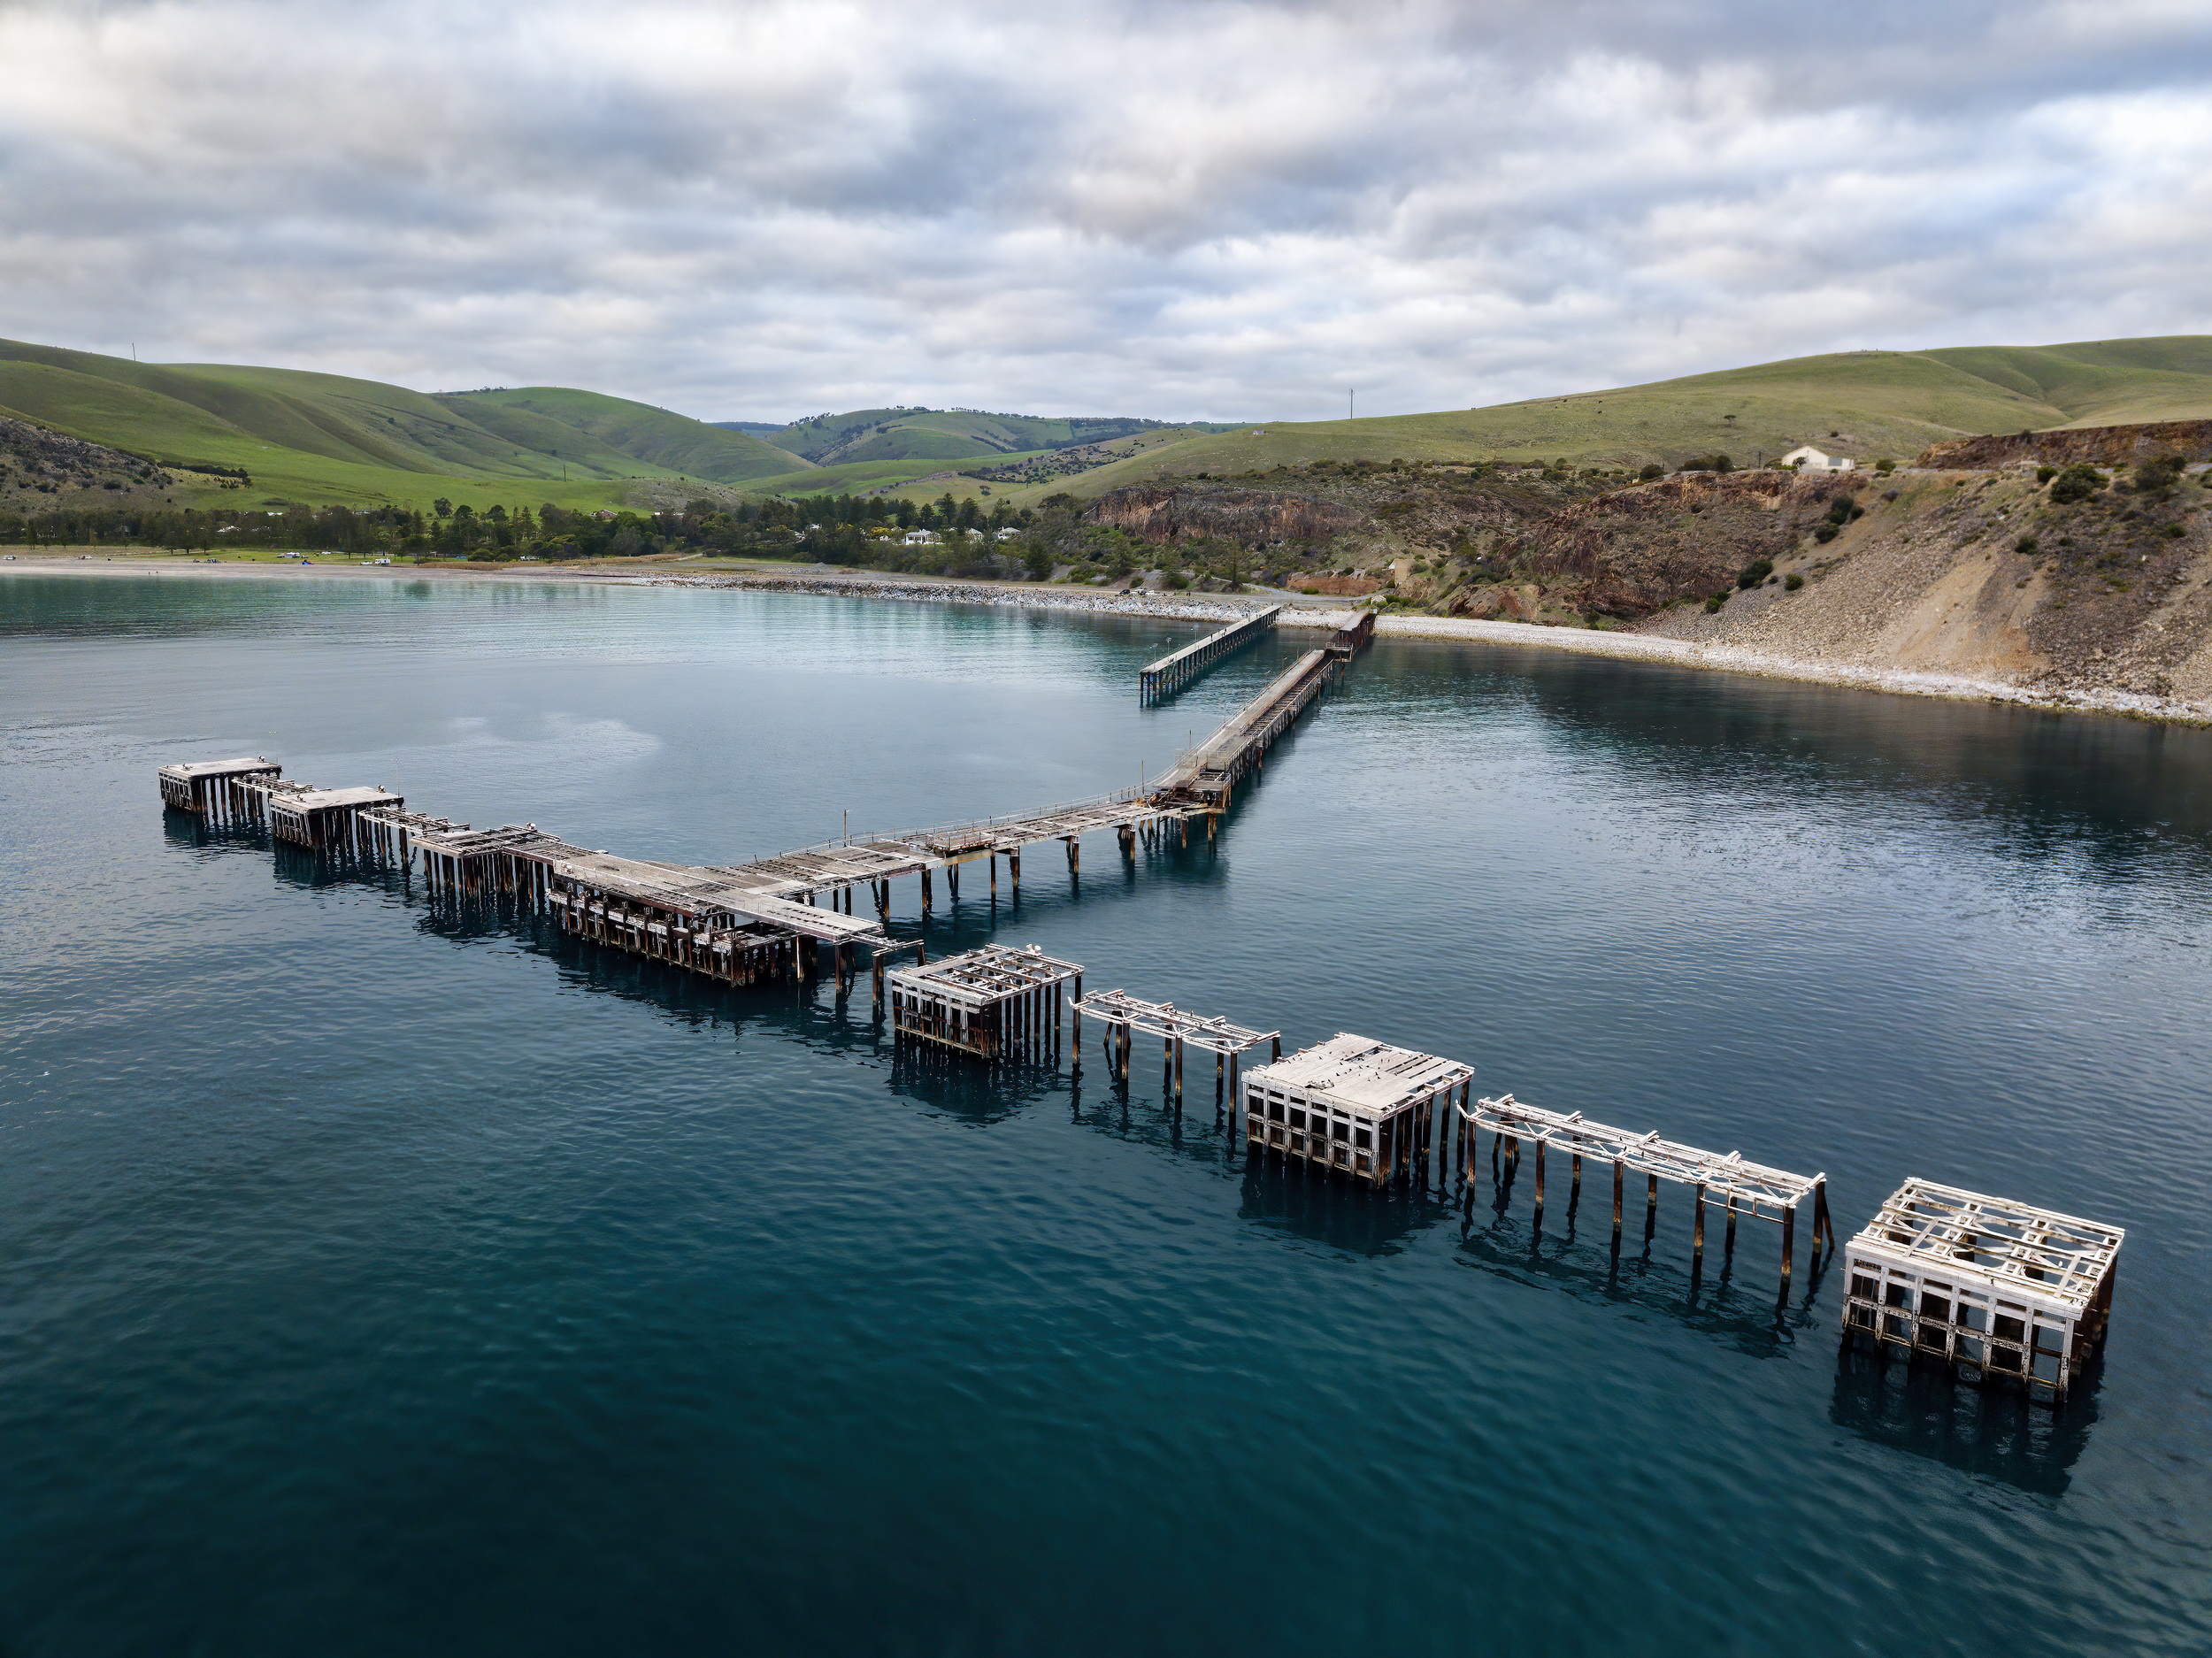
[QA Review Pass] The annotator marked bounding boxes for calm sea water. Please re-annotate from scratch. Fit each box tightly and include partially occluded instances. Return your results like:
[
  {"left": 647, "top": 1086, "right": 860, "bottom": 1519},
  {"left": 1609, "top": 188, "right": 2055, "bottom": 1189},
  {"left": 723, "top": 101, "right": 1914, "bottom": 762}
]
[{"left": 3, "top": 572, "right": 2208, "bottom": 1657}]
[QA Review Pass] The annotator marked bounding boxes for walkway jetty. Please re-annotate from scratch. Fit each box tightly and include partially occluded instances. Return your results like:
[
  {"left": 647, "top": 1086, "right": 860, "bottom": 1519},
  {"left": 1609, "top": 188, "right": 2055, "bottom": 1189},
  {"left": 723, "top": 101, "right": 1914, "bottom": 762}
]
[
  {"left": 1149, "top": 610, "right": 1373, "bottom": 814},
  {"left": 155, "top": 606, "right": 1370, "bottom": 990},
  {"left": 1841, "top": 1180, "right": 2124, "bottom": 1401},
  {"left": 1140, "top": 605, "right": 1280, "bottom": 702}
]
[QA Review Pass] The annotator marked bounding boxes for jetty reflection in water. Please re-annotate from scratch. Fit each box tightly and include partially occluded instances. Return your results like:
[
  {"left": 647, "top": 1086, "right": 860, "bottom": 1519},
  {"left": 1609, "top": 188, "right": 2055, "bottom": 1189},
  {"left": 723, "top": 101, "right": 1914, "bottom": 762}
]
[{"left": 1829, "top": 1343, "right": 2097, "bottom": 1496}]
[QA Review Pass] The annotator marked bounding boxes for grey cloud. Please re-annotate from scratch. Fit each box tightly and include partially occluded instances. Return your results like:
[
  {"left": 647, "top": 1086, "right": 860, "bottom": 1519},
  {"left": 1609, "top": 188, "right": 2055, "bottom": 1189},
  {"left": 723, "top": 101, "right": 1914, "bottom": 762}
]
[{"left": 0, "top": 0, "right": 2207, "bottom": 421}]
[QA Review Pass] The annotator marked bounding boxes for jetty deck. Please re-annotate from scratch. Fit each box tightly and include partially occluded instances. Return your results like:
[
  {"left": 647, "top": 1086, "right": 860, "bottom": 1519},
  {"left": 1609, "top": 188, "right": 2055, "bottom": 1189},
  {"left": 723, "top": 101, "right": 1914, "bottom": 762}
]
[{"left": 1140, "top": 605, "right": 1280, "bottom": 702}]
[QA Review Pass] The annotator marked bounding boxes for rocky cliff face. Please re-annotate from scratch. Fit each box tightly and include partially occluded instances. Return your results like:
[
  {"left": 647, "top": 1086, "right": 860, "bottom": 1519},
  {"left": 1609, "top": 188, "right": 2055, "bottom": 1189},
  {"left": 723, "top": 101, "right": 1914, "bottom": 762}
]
[
  {"left": 0, "top": 415, "right": 174, "bottom": 503},
  {"left": 1083, "top": 431, "right": 2212, "bottom": 718},
  {"left": 1639, "top": 465, "right": 2212, "bottom": 709},
  {"left": 1083, "top": 483, "right": 1365, "bottom": 545},
  {"left": 1916, "top": 421, "right": 2212, "bottom": 470}
]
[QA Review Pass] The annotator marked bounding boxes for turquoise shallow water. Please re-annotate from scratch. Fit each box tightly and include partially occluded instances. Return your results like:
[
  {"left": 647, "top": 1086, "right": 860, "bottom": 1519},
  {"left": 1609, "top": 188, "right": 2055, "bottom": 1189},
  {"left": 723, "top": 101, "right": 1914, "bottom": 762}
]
[{"left": 3, "top": 572, "right": 2209, "bottom": 1656}]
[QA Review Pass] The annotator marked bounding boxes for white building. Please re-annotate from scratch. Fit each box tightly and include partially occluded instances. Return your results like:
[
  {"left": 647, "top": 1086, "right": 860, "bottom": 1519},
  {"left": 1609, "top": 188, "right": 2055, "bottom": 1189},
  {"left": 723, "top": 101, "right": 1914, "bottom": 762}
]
[
  {"left": 1781, "top": 445, "right": 1855, "bottom": 473},
  {"left": 901, "top": 529, "right": 940, "bottom": 546}
]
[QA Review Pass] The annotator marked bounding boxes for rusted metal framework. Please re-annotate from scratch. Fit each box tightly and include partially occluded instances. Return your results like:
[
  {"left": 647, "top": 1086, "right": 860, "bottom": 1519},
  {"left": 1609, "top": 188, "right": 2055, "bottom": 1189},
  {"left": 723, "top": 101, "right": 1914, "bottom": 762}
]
[
  {"left": 1460, "top": 1093, "right": 1831, "bottom": 1278},
  {"left": 1841, "top": 1179, "right": 2124, "bottom": 1402},
  {"left": 1070, "top": 988, "right": 1277, "bottom": 1101},
  {"left": 885, "top": 944, "right": 1082, "bottom": 1060},
  {"left": 1244, "top": 1033, "right": 1473, "bottom": 1187},
  {"left": 1140, "top": 605, "right": 1280, "bottom": 702}
]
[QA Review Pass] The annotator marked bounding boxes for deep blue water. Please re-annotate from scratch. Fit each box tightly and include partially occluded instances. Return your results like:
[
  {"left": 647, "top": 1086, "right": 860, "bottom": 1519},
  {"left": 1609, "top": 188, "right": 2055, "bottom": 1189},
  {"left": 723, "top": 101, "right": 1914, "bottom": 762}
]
[{"left": 3, "top": 571, "right": 2208, "bottom": 1657}]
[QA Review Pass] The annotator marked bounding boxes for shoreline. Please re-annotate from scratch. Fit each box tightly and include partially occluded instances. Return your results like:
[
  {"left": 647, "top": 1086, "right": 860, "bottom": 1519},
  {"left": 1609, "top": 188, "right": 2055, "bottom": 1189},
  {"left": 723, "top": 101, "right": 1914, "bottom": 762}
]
[{"left": 9, "top": 553, "right": 2208, "bottom": 727}]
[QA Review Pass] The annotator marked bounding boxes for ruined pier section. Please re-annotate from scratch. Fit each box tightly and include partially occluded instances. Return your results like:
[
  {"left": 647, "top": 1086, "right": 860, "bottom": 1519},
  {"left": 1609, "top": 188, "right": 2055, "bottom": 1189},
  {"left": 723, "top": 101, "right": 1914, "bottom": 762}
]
[
  {"left": 887, "top": 943, "right": 1081, "bottom": 1060},
  {"left": 1244, "top": 1033, "right": 1474, "bottom": 1188},
  {"left": 1070, "top": 987, "right": 1279, "bottom": 1106},
  {"left": 1139, "top": 604, "right": 1281, "bottom": 702},
  {"left": 1841, "top": 1179, "right": 2124, "bottom": 1402},
  {"left": 1459, "top": 1092, "right": 1832, "bottom": 1287}
]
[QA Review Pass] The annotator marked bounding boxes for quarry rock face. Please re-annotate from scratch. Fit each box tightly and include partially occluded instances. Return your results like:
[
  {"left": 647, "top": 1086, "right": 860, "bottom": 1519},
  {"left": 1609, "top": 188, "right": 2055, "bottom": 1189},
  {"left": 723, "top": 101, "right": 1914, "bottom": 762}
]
[{"left": 1085, "top": 484, "right": 1365, "bottom": 545}]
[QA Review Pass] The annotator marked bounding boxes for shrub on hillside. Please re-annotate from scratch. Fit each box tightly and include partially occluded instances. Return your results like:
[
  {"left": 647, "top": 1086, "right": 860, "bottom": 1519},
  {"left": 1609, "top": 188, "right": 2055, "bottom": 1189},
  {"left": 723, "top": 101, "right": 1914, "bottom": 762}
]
[
  {"left": 1736, "top": 558, "right": 1773, "bottom": 588},
  {"left": 2048, "top": 464, "right": 2107, "bottom": 504},
  {"left": 1704, "top": 593, "right": 1728, "bottom": 613},
  {"left": 2135, "top": 453, "right": 2187, "bottom": 491},
  {"left": 1785, "top": 572, "right": 1805, "bottom": 590},
  {"left": 2016, "top": 535, "right": 2039, "bottom": 554},
  {"left": 1875, "top": 458, "right": 1896, "bottom": 474},
  {"left": 2037, "top": 464, "right": 2058, "bottom": 483},
  {"left": 1638, "top": 464, "right": 1665, "bottom": 480},
  {"left": 1678, "top": 454, "right": 1734, "bottom": 473}
]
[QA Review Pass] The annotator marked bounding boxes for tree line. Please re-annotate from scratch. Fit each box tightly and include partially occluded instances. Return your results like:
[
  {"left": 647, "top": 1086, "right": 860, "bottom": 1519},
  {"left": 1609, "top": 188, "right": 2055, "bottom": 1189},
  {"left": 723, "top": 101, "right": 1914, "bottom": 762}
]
[{"left": 0, "top": 488, "right": 1045, "bottom": 568}]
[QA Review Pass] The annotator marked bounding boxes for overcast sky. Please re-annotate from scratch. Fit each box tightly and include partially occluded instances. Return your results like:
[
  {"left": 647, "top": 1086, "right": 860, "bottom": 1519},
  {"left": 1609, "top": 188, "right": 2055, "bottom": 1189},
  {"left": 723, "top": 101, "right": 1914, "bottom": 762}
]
[{"left": 1, "top": 0, "right": 2208, "bottom": 422}]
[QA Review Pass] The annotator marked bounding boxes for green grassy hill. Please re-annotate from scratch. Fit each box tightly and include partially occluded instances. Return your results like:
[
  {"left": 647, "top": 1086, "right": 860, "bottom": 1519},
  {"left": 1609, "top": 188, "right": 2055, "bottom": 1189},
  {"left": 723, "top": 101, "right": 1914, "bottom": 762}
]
[
  {"left": 445, "top": 388, "right": 801, "bottom": 484},
  {"left": 8, "top": 329, "right": 2206, "bottom": 514},
  {"left": 1030, "top": 335, "right": 2212, "bottom": 501},
  {"left": 763, "top": 406, "right": 1246, "bottom": 466},
  {"left": 0, "top": 338, "right": 785, "bottom": 510}
]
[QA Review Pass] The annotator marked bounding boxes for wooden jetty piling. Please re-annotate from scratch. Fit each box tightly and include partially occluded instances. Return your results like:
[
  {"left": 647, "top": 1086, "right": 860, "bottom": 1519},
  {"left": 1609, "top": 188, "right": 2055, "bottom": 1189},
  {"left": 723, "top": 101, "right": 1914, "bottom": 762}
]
[
  {"left": 885, "top": 943, "right": 1081, "bottom": 1061},
  {"left": 1840, "top": 1180, "right": 2122, "bottom": 1403},
  {"left": 1139, "top": 605, "right": 1282, "bottom": 702},
  {"left": 1466, "top": 1094, "right": 1827, "bottom": 1286},
  {"left": 1243, "top": 1034, "right": 1474, "bottom": 1188}
]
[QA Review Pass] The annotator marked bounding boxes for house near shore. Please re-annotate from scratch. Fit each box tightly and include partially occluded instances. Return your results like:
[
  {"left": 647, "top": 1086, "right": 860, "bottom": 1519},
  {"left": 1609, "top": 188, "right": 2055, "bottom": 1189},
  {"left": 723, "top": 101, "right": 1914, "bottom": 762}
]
[
  {"left": 902, "top": 528, "right": 939, "bottom": 546},
  {"left": 1782, "top": 445, "right": 1855, "bottom": 473}
]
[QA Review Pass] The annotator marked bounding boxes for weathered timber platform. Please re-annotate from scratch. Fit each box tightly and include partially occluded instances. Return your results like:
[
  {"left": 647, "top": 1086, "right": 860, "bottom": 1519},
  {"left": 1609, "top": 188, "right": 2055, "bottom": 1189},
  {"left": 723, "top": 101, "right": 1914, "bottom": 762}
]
[
  {"left": 1246, "top": 1033, "right": 1473, "bottom": 1187},
  {"left": 1141, "top": 605, "right": 1280, "bottom": 702}
]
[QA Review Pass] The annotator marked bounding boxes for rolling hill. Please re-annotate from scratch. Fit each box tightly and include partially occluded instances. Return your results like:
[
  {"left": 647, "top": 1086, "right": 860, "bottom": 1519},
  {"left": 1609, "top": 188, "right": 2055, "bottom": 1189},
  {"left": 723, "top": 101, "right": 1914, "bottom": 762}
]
[
  {"left": 0, "top": 339, "right": 793, "bottom": 510},
  {"left": 4, "top": 330, "right": 2208, "bottom": 513},
  {"left": 445, "top": 388, "right": 800, "bottom": 484},
  {"left": 1018, "top": 335, "right": 2212, "bottom": 502},
  {"left": 755, "top": 407, "right": 1248, "bottom": 466}
]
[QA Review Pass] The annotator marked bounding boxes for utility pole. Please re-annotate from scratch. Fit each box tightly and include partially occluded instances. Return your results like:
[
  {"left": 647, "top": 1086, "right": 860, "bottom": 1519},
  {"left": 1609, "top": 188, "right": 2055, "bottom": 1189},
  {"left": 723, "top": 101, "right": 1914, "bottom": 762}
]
[{"left": 1348, "top": 388, "right": 1355, "bottom": 420}]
